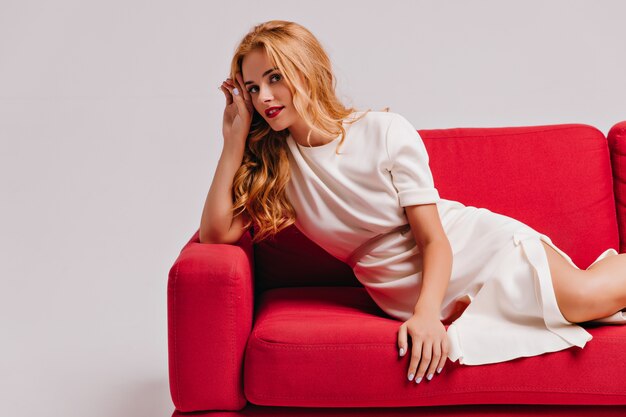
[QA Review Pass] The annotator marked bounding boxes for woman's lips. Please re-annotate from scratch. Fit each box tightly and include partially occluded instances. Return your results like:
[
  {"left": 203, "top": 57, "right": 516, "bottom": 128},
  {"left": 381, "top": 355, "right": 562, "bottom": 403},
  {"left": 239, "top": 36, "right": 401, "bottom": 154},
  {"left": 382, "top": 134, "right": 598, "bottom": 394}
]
[{"left": 266, "top": 107, "right": 284, "bottom": 118}]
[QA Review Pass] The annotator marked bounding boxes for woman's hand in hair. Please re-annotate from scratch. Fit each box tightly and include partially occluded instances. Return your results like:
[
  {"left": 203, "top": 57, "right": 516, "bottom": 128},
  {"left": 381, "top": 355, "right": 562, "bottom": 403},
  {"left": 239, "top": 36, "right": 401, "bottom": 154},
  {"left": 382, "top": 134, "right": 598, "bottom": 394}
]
[{"left": 220, "top": 71, "right": 254, "bottom": 150}]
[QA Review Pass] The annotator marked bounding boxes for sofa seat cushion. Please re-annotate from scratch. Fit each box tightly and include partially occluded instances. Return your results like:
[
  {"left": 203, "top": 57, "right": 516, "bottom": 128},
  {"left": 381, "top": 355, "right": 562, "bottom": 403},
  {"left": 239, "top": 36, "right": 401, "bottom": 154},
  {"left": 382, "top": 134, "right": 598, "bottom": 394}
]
[{"left": 244, "top": 286, "right": 626, "bottom": 408}]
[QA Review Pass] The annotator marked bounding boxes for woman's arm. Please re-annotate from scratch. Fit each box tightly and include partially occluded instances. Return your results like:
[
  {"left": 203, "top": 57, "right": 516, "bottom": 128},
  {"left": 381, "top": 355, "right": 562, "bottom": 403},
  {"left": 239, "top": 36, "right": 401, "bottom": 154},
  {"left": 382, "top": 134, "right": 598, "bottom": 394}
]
[
  {"left": 406, "top": 203, "right": 453, "bottom": 316},
  {"left": 398, "top": 203, "right": 452, "bottom": 384},
  {"left": 199, "top": 145, "right": 246, "bottom": 244}
]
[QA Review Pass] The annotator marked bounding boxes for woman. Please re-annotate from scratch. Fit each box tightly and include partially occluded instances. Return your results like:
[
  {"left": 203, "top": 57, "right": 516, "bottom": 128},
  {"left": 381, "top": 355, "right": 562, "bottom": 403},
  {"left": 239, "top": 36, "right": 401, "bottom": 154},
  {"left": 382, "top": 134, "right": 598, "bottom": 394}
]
[{"left": 200, "top": 20, "right": 626, "bottom": 384}]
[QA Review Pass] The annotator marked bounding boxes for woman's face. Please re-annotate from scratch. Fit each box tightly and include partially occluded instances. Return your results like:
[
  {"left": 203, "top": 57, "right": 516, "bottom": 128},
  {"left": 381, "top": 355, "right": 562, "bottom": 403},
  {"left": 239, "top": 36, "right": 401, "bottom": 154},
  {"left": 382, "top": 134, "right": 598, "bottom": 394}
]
[{"left": 241, "top": 49, "right": 297, "bottom": 131}]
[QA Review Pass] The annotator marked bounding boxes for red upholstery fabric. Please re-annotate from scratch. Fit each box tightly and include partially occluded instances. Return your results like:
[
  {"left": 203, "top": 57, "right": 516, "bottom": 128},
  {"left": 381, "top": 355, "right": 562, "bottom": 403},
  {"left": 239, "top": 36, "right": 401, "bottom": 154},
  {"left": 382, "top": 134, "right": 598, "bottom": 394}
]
[
  {"left": 168, "top": 231, "right": 254, "bottom": 411},
  {"left": 245, "top": 287, "right": 626, "bottom": 407},
  {"left": 168, "top": 121, "right": 626, "bottom": 415},
  {"left": 253, "top": 225, "right": 359, "bottom": 293},
  {"left": 422, "top": 124, "right": 619, "bottom": 268},
  {"left": 171, "top": 404, "right": 626, "bottom": 416},
  {"left": 608, "top": 121, "right": 626, "bottom": 253}
]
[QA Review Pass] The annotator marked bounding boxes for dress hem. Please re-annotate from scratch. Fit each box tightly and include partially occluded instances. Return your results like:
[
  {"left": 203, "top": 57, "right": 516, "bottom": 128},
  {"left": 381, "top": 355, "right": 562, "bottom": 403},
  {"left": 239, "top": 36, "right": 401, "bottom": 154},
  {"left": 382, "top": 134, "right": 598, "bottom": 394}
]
[{"left": 446, "top": 230, "right": 620, "bottom": 366}]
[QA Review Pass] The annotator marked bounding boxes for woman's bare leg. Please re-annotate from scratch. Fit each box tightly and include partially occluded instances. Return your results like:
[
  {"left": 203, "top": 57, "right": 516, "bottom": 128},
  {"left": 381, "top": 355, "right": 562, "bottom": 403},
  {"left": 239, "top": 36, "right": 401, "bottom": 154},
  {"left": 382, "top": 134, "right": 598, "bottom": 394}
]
[
  {"left": 540, "top": 241, "right": 626, "bottom": 323},
  {"left": 585, "top": 250, "right": 626, "bottom": 315}
]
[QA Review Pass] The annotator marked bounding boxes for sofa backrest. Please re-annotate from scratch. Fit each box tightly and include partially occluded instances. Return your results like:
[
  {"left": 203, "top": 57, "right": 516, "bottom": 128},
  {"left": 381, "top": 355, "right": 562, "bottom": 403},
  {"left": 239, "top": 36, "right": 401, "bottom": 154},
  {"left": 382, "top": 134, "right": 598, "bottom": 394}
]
[
  {"left": 253, "top": 123, "right": 620, "bottom": 291},
  {"left": 608, "top": 121, "right": 626, "bottom": 253}
]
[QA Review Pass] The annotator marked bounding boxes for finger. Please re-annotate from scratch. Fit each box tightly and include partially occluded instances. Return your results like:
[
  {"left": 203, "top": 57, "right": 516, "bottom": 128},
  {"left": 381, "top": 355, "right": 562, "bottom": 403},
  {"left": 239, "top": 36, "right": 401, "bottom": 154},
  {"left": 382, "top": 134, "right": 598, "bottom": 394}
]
[
  {"left": 220, "top": 84, "right": 233, "bottom": 105},
  {"left": 397, "top": 324, "right": 407, "bottom": 358},
  {"left": 222, "top": 79, "right": 235, "bottom": 98},
  {"left": 408, "top": 338, "right": 422, "bottom": 382},
  {"left": 426, "top": 340, "right": 441, "bottom": 381},
  {"left": 223, "top": 79, "right": 238, "bottom": 98},
  {"left": 225, "top": 78, "right": 249, "bottom": 116},
  {"left": 415, "top": 340, "right": 432, "bottom": 383},
  {"left": 228, "top": 75, "right": 245, "bottom": 100},
  {"left": 235, "top": 72, "right": 255, "bottom": 114},
  {"left": 235, "top": 72, "right": 251, "bottom": 101},
  {"left": 436, "top": 337, "right": 449, "bottom": 375}
]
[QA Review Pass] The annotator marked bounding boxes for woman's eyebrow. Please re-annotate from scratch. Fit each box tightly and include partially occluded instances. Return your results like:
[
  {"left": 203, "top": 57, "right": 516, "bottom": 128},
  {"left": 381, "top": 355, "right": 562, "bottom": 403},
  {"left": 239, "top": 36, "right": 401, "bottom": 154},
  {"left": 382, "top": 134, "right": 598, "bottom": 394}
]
[{"left": 244, "top": 67, "right": 278, "bottom": 85}]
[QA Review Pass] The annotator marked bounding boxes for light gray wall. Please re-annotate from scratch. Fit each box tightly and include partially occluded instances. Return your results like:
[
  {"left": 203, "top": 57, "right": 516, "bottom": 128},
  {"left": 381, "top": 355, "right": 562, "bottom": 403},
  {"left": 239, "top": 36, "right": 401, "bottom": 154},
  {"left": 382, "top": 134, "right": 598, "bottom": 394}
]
[{"left": 1, "top": 1, "right": 624, "bottom": 416}]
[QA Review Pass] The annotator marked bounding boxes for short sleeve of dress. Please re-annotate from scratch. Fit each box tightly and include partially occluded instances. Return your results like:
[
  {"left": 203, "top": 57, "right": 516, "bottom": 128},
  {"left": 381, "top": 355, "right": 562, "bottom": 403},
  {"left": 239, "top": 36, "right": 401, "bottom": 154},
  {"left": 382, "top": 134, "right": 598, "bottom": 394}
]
[{"left": 385, "top": 113, "right": 441, "bottom": 207}]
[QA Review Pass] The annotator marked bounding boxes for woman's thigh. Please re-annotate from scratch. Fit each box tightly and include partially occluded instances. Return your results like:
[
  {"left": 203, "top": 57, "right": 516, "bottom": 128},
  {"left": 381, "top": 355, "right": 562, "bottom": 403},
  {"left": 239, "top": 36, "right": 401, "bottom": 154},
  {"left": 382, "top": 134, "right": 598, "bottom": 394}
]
[{"left": 540, "top": 240, "right": 618, "bottom": 322}]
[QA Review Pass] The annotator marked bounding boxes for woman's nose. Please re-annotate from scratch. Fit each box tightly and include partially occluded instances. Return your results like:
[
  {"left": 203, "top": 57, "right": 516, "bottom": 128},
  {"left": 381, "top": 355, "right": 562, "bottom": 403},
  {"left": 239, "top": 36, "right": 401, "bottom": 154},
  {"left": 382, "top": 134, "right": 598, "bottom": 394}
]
[{"left": 259, "top": 85, "right": 274, "bottom": 101}]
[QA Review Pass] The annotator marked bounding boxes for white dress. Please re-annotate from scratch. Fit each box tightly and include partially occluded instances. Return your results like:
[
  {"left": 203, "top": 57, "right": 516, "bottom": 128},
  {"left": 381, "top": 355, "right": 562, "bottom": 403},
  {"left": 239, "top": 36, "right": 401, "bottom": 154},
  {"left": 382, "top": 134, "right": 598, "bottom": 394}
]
[{"left": 284, "top": 110, "right": 624, "bottom": 366}]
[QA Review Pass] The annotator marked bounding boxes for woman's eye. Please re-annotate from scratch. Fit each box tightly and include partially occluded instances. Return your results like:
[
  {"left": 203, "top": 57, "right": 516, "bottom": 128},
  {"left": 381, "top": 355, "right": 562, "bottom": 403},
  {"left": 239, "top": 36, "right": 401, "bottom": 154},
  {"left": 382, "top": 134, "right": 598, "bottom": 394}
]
[{"left": 247, "top": 73, "right": 281, "bottom": 94}]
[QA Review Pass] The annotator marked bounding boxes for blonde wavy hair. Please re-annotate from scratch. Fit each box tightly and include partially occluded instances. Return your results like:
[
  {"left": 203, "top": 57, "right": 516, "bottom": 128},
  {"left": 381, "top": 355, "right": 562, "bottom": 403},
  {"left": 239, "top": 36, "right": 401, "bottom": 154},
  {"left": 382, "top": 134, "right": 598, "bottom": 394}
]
[{"left": 227, "top": 20, "right": 389, "bottom": 243}]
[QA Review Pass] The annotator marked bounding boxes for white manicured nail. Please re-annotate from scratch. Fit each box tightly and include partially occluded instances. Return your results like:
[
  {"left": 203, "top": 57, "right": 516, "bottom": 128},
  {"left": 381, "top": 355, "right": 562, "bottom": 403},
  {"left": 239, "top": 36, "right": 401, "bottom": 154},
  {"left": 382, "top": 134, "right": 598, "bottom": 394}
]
[
  {"left": 408, "top": 373, "right": 414, "bottom": 381},
  {"left": 427, "top": 373, "right": 433, "bottom": 381},
  {"left": 233, "top": 87, "right": 239, "bottom": 95},
  {"left": 399, "top": 347, "right": 405, "bottom": 356}
]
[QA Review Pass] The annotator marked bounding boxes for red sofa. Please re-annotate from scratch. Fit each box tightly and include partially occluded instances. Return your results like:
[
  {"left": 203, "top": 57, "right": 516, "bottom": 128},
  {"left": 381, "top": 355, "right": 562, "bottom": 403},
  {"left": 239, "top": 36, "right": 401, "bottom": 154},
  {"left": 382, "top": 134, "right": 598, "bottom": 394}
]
[{"left": 168, "top": 121, "right": 626, "bottom": 416}]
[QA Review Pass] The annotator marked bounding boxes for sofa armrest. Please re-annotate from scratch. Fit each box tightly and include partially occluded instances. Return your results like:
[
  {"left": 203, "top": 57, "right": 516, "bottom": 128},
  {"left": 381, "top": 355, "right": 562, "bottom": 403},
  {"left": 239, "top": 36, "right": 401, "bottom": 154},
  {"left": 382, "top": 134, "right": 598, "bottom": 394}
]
[
  {"left": 608, "top": 120, "right": 626, "bottom": 253},
  {"left": 167, "top": 229, "right": 254, "bottom": 412}
]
